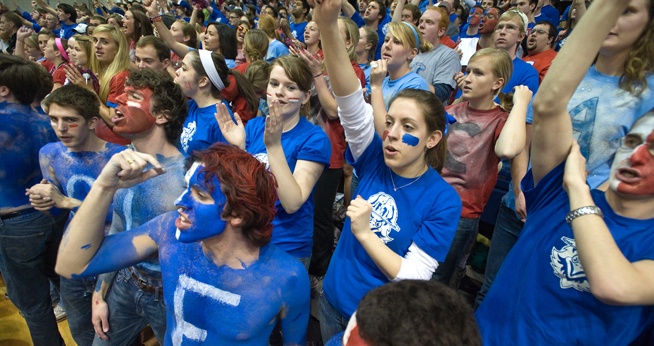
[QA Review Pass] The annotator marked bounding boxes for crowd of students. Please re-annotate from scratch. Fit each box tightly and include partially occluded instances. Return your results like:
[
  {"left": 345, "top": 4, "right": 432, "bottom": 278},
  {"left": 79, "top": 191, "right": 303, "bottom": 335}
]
[{"left": 0, "top": 0, "right": 653, "bottom": 344}]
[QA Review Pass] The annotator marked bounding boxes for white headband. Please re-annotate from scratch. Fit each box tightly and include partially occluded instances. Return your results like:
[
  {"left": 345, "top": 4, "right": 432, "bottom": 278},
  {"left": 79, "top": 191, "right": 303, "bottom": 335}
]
[
  {"left": 509, "top": 10, "right": 529, "bottom": 33},
  {"left": 198, "top": 49, "right": 225, "bottom": 91}
]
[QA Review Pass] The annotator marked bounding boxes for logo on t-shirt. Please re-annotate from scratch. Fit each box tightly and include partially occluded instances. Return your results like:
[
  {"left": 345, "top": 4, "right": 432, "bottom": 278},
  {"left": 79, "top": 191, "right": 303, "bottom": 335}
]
[
  {"left": 367, "top": 192, "right": 401, "bottom": 244},
  {"left": 413, "top": 62, "right": 427, "bottom": 74},
  {"left": 253, "top": 153, "right": 270, "bottom": 170},
  {"left": 292, "top": 30, "right": 298, "bottom": 39},
  {"left": 550, "top": 236, "right": 590, "bottom": 293},
  {"left": 181, "top": 121, "right": 197, "bottom": 153},
  {"left": 382, "top": 23, "right": 389, "bottom": 36}
]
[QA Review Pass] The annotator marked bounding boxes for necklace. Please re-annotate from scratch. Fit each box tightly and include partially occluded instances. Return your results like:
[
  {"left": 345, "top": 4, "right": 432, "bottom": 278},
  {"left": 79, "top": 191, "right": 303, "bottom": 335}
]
[{"left": 389, "top": 168, "right": 424, "bottom": 192}]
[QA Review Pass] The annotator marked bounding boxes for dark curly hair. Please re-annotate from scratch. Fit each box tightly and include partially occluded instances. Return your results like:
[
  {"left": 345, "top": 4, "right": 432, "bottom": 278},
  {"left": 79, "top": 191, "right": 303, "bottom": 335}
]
[
  {"left": 357, "top": 280, "right": 481, "bottom": 346},
  {"left": 124, "top": 69, "right": 188, "bottom": 144},
  {"left": 44, "top": 85, "right": 100, "bottom": 121},
  {"left": 188, "top": 144, "right": 278, "bottom": 247}
]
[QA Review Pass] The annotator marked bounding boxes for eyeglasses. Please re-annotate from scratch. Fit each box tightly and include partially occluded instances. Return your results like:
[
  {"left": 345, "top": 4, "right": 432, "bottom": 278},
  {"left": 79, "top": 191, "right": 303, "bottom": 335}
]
[
  {"left": 229, "top": 15, "right": 239, "bottom": 19},
  {"left": 495, "top": 23, "right": 519, "bottom": 32},
  {"left": 237, "top": 25, "right": 249, "bottom": 33},
  {"left": 530, "top": 29, "right": 549, "bottom": 36}
]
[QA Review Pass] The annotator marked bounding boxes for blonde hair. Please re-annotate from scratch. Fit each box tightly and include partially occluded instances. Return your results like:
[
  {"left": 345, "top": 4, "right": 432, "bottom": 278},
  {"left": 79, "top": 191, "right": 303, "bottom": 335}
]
[
  {"left": 498, "top": 7, "right": 527, "bottom": 36},
  {"left": 338, "top": 17, "right": 360, "bottom": 62},
  {"left": 258, "top": 14, "right": 281, "bottom": 41},
  {"left": 74, "top": 35, "right": 94, "bottom": 65},
  {"left": 469, "top": 48, "right": 514, "bottom": 110},
  {"left": 243, "top": 29, "right": 269, "bottom": 62},
  {"left": 89, "top": 24, "right": 131, "bottom": 102},
  {"left": 387, "top": 21, "right": 432, "bottom": 54}
]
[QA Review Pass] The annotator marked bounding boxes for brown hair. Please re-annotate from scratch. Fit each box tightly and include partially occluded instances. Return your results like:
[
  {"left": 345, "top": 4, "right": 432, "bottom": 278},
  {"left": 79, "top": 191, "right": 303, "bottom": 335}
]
[
  {"left": 245, "top": 60, "right": 271, "bottom": 91},
  {"left": 242, "top": 29, "right": 269, "bottom": 62},
  {"left": 271, "top": 55, "right": 312, "bottom": 117},
  {"left": 259, "top": 14, "right": 281, "bottom": 41},
  {"left": 620, "top": 0, "right": 654, "bottom": 96}
]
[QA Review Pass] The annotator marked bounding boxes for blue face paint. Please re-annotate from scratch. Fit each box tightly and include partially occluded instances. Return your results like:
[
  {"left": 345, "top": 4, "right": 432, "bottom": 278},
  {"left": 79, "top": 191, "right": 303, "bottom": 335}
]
[
  {"left": 81, "top": 244, "right": 92, "bottom": 250},
  {"left": 174, "top": 162, "right": 228, "bottom": 243},
  {"left": 402, "top": 134, "right": 420, "bottom": 147}
]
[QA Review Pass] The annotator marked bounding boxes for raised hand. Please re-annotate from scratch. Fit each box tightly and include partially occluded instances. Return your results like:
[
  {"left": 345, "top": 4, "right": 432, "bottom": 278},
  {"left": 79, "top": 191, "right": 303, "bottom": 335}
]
[
  {"left": 292, "top": 46, "right": 323, "bottom": 76},
  {"left": 17, "top": 26, "right": 33, "bottom": 41},
  {"left": 95, "top": 150, "right": 166, "bottom": 191},
  {"left": 563, "top": 140, "right": 589, "bottom": 194},
  {"left": 512, "top": 85, "right": 533, "bottom": 106},
  {"left": 263, "top": 101, "right": 283, "bottom": 149},
  {"left": 310, "top": 0, "right": 342, "bottom": 27},
  {"left": 369, "top": 59, "right": 388, "bottom": 88},
  {"left": 215, "top": 103, "right": 246, "bottom": 149}
]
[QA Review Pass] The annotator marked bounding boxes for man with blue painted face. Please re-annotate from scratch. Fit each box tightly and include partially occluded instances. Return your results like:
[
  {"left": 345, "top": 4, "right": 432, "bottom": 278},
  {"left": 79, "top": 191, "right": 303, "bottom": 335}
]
[
  {"left": 88, "top": 69, "right": 188, "bottom": 346},
  {"left": 56, "top": 144, "right": 311, "bottom": 346},
  {"left": 25, "top": 84, "right": 126, "bottom": 346},
  {"left": 0, "top": 55, "right": 66, "bottom": 346}
]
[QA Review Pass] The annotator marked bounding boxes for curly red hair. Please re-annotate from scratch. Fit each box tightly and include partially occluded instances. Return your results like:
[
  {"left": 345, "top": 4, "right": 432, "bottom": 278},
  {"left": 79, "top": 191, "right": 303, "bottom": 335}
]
[{"left": 191, "top": 144, "right": 278, "bottom": 247}]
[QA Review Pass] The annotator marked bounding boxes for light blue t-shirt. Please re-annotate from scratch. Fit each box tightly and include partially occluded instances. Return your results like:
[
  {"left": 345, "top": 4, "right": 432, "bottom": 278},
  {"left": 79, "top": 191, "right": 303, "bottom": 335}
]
[
  {"left": 476, "top": 161, "right": 654, "bottom": 345},
  {"left": 358, "top": 62, "right": 371, "bottom": 97},
  {"left": 323, "top": 134, "right": 461, "bottom": 319},
  {"left": 381, "top": 72, "right": 430, "bottom": 109},
  {"left": 265, "top": 39, "right": 289, "bottom": 63},
  {"left": 180, "top": 99, "right": 234, "bottom": 155},
  {"left": 245, "top": 117, "right": 331, "bottom": 257}
]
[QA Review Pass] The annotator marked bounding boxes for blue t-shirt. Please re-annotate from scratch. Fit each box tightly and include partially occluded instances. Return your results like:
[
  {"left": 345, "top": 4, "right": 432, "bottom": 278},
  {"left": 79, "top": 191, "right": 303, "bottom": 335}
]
[
  {"left": 245, "top": 117, "right": 331, "bottom": 257},
  {"left": 180, "top": 99, "right": 234, "bottom": 155},
  {"left": 381, "top": 72, "right": 430, "bottom": 109},
  {"left": 290, "top": 21, "right": 308, "bottom": 43},
  {"left": 111, "top": 153, "right": 186, "bottom": 278},
  {"left": 265, "top": 39, "right": 289, "bottom": 63},
  {"left": 358, "top": 62, "right": 371, "bottom": 97},
  {"left": 225, "top": 59, "right": 236, "bottom": 69},
  {"left": 209, "top": 3, "right": 230, "bottom": 24},
  {"left": 457, "top": 29, "right": 480, "bottom": 40},
  {"left": 476, "top": 161, "right": 654, "bottom": 345},
  {"left": 0, "top": 102, "right": 58, "bottom": 210},
  {"left": 323, "top": 134, "right": 462, "bottom": 319},
  {"left": 39, "top": 141, "right": 125, "bottom": 221},
  {"left": 59, "top": 21, "right": 77, "bottom": 39},
  {"left": 534, "top": 4, "right": 560, "bottom": 27}
]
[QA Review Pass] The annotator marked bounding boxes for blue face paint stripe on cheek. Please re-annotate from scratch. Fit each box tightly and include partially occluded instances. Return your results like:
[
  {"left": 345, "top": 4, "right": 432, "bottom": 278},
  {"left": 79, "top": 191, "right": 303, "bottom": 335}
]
[
  {"left": 402, "top": 134, "right": 419, "bottom": 147},
  {"left": 81, "top": 243, "right": 92, "bottom": 250}
]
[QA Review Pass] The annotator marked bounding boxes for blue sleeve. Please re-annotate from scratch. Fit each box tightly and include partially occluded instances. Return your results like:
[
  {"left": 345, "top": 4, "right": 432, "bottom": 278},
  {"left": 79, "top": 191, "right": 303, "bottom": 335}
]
[
  {"left": 73, "top": 212, "right": 173, "bottom": 278},
  {"left": 433, "top": 84, "right": 453, "bottom": 103},
  {"left": 412, "top": 182, "right": 462, "bottom": 262},
  {"left": 561, "top": 5, "right": 571, "bottom": 21},
  {"left": 33, "top": 23, "right": 42, "bottom": 32},
  {"left": 345, "top": 132, "right": 384, "bottom": 178},
  {"left": 21, "top": 10, "right": 33, "bottom": 22},
  {"left": 96, "top": 7, "right": 103, "bottom": 15},
  {"left": 351, "top": 11, "right": 366, "bottom": 28},
  {"left": 522, "top": 161, "right": 568, "bottom": 216},
  {"left": 211, "top": 7, "right": 229, "bottom": 23},
  {"left": 525, "top": 67, "right": 540, "bottom": 95},
  {"left": 325, "top": 332, "right": 345, "bottom": 346},
  {"left": 297, "top": 129, "right": 332, "bottom": 169}
]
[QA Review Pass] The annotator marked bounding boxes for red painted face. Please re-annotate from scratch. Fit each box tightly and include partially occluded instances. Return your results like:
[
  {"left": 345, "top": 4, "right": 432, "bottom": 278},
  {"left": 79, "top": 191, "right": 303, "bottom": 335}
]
[
  {"left": 469, "top": 8, "right": 483, "bottom": 26},
  {"left": 479, "top": 8, "right": 499, "bottom": 34},
  {"left": 616, "top": 130, "right": 654, "bottom": 196},
  {"left": 112, "top": 86, "right": 157, "bottom": 135}
]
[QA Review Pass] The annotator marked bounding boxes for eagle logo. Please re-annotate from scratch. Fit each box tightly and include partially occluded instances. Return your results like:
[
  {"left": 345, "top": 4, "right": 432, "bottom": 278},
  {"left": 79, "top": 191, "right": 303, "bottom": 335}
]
[{"left": 550, "top": 236, "right": 590, "bottom": 293}]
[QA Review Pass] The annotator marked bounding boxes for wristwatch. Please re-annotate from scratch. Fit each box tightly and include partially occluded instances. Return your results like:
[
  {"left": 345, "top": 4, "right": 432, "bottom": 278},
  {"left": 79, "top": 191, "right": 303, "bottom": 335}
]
[{"left": 565, "top": 206, "right": 603, "bottom": 226}]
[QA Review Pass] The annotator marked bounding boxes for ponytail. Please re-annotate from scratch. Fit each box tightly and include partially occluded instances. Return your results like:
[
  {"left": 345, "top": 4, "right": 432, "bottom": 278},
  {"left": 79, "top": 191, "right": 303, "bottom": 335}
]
[
  {"left": 229, "top": 69, "right": 259, "bottom": 114},
  {"left": 498, "top": 91, "right": 514, "bottom": 112}
]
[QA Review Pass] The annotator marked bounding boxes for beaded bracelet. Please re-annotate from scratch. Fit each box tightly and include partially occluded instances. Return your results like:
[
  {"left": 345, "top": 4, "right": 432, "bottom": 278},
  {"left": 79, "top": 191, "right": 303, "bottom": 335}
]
[{"left": 150, "top": 15, "right": 162, "bottom": 22}]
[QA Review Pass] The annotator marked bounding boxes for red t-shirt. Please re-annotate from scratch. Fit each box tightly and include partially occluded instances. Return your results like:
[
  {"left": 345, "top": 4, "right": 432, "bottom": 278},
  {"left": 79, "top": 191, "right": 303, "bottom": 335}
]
[
  {"left": 51, "top": 62, "right": 69, "bottom": 85},
  {"left": 40, "top": 59, "right": 54, "bottom": 72},
  {"left": 442, "top": 102, "right": 509, "bottom": 218},
  {"left": 96, "top": 70, "right": 132, "bottom": 146},
  {"left": 522, "top": 49, "right": 557, "bottom": 84},
  {"left": 317, "top": 61, "right": 366, "bottom": 169},
  {"left": 440, "top": 36, "right": 457, "bottom": 49}
]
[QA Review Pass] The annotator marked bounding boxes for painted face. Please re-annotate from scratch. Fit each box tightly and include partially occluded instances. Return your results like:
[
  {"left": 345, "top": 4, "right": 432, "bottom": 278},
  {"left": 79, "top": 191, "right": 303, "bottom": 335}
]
[
  {"left": 527, "top": 24, "right": 552, "bottom": 53},
  {"left": 381, "top": 32, "right": 416, "bottom": 71},
  {"left": 462, "top": 55, "right": 503, "bottom": 101},
  {"left": 418, "top": 9, "right": 444, "bottom": 45},
  {"left": 70, "top": 41, "right": 89, "bottom": 66},
  {"left": 93, "top": 31, "right": 119, "bottom": 65},
  {"left": 45, "top": 13, "right": 58, "bottom": 30},
  {"left": 468, "top": 7, "right": 483, "bottom": 25},
  {"left": 383, "top": 98, "right": 438, "bottom": 173},
  {"left": 600, "top": 0, "right": 650, "bottom": 58},
  {"left": 112, "top": 86, "right": 157, "bottom": 135},
  {"left": 237, "top": 23, "right": 250, "bottom": 43},
  {"left": 401, "top": 9, "right": 416, "bottom": 24},
  {"left": 204, "top": 25, "right": 221, "bottom": 53},
  {"left": 494, "top": 19, "right": 524, "bottom": 52},
  {"left": 364, "top": 2, "right": 381, "bottom": 22},
  {"left": 122, "top": 10, "right": 135, "bottom": 36},
  {"left": 609, "top": 114, "right": 654, "bottom": 196},
  {"left": 43, "top": 38, "right": 57, "bottom": 62},
  {"left": 175, "top": 54, "right": 201, "bottom": 98},
  {"left": 135, "top": 45, "right": 168, "bottom": 71},
  {"left": 481, "top": 0, "right": 494, "bottom": 11},
  {"left": 175, "top": 162, "right": 229, "bottom": 243},
  {"left": 266, "top": 65, "right": 310, "bottom": 118},
  {"left": 48, "top": 104, "right": 95, "bottom": 150},
  {"left": 304, "top": 22, "right": 320, "bottom": 46},
  {"left": 479, "top": 8, "right": 499, "bottom": 34}
]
